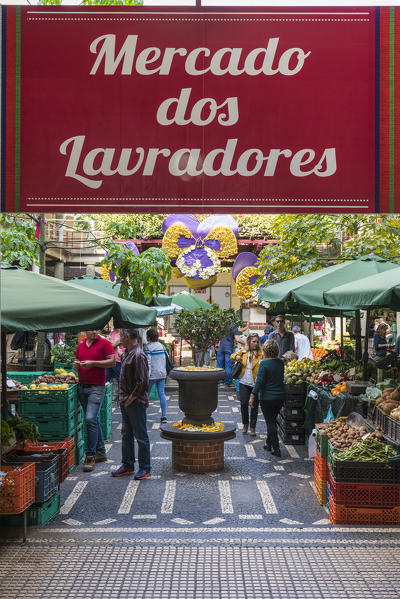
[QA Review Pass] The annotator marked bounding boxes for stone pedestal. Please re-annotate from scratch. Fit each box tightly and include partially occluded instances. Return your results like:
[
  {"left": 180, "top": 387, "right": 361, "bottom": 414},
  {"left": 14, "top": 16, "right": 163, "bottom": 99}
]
[
  {"left": 172, "top": 439, "right": 224, "bottom": 473},
  {"left": 161, "top": 423, "right": 236, "bottom": 474}
]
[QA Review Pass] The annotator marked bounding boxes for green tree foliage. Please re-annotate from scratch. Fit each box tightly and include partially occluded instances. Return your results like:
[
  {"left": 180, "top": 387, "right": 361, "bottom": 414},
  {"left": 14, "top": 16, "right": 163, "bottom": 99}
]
[
  {"left": 102, "top": 244, "right": 171, "bottom": 304},
  {"left": 91, "top": 214, "right": 164, "bottom": 240},
  {"left": 256, "top": 214, "right": 400, "bottom": 287},
  {"left": 174, "top": 305, "right": 242, "bottom": 366},
  {"left": 0, "top": 214, "right": 39, "bottom": 268}
]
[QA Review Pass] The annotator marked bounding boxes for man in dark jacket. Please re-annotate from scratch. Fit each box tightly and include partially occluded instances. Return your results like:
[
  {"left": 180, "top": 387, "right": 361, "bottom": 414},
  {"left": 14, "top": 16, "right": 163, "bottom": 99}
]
[
  {"left": 112, "top": 329, "right": 151, "bottom": 480},
  {"left": 268, "top": 315, "right": 295, "bottom": 357}
]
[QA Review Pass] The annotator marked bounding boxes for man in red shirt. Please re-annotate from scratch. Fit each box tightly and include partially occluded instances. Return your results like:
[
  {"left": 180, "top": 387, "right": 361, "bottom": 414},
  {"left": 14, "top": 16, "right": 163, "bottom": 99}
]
[{"left": 73, "top": 330, "right": 115, "bottom": 472}]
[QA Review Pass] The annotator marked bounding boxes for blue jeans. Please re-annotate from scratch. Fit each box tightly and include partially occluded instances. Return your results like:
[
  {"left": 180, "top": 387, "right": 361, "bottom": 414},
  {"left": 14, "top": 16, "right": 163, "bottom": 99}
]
[
  {"left": 148, "top": 378, "right": 167, "bottom": 418},
  {"left": 217, "top": 349, "right": 232, "bottom": 384},
  {"left": 120, "top": 401, "right": 151, "bottom": 470},
  {"left": 78, "top": 384, "right": 106, "bottom": 457},
  {"left": 106, "top": 362, "right": 121, "bottom": 393}
]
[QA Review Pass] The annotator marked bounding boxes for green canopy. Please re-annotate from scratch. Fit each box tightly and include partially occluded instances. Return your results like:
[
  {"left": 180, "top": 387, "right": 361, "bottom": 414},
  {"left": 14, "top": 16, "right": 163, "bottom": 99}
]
[
  {"left": 324, "top": 266, "right": 400, "bottom": 310},
  {"left": 258, "top": 254, "right": 398, "bottom": 312},
  {"left": 155, "top": 291, "right": 212, "bottom": 311},
  {"left": 1, "top": 265, "right": 157, "bottom": 333},
  {"left": 70, "top": 276, "right": 182, "bottom": 316}
]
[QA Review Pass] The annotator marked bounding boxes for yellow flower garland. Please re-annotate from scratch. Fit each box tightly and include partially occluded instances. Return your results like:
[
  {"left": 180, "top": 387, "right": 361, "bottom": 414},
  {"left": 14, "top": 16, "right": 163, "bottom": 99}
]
[{"left": 172, "top": 420, "right": 225, "bottom": 432}]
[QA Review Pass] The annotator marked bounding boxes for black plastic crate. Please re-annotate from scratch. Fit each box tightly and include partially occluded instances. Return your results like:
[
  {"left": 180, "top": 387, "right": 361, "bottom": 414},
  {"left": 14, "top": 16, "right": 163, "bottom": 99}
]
[
  {"left": 3, "top": 454, "right": 58, "bottom": 503},
  {"left": 329, "top": 455, "right": 400, "bottom": 484},
  {"left": 281, "top": 404, "right": 305, "bottom": 422},
  {"left": 277, "top": 423, "right": 305, "bottom": 445},
  {"left": 277, "top": 413, "right": 304, "bottom": 433}
]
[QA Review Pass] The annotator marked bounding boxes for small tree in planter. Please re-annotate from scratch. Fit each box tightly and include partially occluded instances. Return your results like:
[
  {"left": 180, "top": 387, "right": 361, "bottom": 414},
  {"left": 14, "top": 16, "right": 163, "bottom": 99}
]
[{"left": 174, "top": 305, "right": 243, "bottom": 366}]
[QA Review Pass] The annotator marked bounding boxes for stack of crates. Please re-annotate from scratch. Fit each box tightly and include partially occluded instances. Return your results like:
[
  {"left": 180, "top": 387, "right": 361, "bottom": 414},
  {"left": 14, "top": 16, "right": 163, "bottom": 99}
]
[
  {"left": 82, "top": 382, "right": 113, "bottom": 451},
  {"left": 327, "top": 439, "right": 400, "bottom": 525},
  {"left": 313, "top": 426, "right": 330, "bottom": 506},
  {"left": 277, "top": 384, "right": 306, "bottom": 445},
  {"left": 7, "top": 371, "right": 52, "bottom": 386},
  {"left": 15, "top": 380, "right": 83, "bottom": 467}
]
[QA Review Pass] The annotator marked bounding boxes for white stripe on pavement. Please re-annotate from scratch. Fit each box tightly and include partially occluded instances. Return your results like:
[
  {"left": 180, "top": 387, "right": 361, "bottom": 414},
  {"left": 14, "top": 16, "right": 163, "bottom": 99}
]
[
  {"left": 256, "top": 480, "right": 278, "bottom": 514},
  {"left": 161, "top": 480, "right": 176, "bottom": 514},
  {"left": 285, "top": 445, "right": 300, "bottom": 458},
  {"left": 93, "top": 519, "right": 116, "bottom": 526},
  {"left": 245, "top": 445, "right": 256, "bottom": 458},
  {"left": 59, "top": 482, "right": 88, "bottom": 515},
  {"left": 218, "top": 480, "right": 234, "bottom": 514},
  {"left": 118, "top": 480, "right": 140, "bottom": 514}
]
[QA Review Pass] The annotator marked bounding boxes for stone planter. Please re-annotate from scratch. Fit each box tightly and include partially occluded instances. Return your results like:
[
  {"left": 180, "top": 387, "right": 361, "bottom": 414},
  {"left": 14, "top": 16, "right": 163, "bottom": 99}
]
[{"left": 169, "top": 367, "right": 226, "bottom": 425}]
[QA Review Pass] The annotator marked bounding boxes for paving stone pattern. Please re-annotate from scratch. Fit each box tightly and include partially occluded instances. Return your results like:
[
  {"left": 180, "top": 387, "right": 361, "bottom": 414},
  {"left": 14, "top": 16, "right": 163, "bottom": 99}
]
[{"left": 1, "top": 390, "right": 400, "bottom": 597}]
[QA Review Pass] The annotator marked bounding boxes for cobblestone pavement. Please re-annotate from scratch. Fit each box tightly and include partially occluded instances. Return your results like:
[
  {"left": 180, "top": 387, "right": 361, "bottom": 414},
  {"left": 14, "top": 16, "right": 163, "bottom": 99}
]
[{"left": 1, "top": 390, "right": 400, "bottom": 597}]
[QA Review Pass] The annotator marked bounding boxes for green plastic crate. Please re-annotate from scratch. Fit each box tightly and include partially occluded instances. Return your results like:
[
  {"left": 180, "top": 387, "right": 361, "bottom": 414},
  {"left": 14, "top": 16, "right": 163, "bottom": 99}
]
[
  {"left": 25, "top": 411, "right": 76, "bottom": 439},
  {"left": 0, "top": 491, "right": 60, "bottom": 527},
  {"left": 75, "top": 422, "right": 84, "bottom": 445},
  {"left": 75, "top": 440, "right": 85, "bottom": 465},
  {"left": 316, "top": 427, "right": 329, "bottom": 458},
  {"left": 7, "top": 371, "right": 52, "bottom": 385},
  {"left": 53, "top": 361, "right": 74, "bottom": 371},
  {"left": 18, "top": 386, "right": 78, "bottom": 417}
]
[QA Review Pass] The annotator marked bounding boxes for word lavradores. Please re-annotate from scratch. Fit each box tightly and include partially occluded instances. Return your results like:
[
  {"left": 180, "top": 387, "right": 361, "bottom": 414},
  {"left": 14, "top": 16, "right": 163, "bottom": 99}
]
[{"left": 60, "top": 35, "right": 337, "bottom": 190}]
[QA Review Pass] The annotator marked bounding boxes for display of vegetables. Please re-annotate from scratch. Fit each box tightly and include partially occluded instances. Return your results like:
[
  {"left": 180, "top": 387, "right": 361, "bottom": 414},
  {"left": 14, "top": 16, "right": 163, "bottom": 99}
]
[
  {"left": 317, "top": 419, "right": 367, "bottom": 450},
  {"left": 334, "top": 437, "right": 397, "bottom": 462},
  {"left": 284, "top": 358, "right": 315, "bottom": 385},
  {"left": 375, "top": 387, "right": 400, "bottom": 414},
  {"left": 390, "top": 407, "right": 400, "bottom": 421},
  {"left": 331, "top": 382, "right": 348, "bottom": 396}
]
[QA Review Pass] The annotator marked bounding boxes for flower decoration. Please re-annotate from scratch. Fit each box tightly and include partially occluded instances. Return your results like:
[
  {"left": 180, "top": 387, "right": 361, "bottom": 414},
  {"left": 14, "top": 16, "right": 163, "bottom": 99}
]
[
  {"left": 162, "top": 214, "right": 238, "bottom": 289},
  {"left": 172, "top": 420, "right": 225, "bottom": 433},
  {"left": 232, "top": 252, "right": 263, "bottom": 300}
]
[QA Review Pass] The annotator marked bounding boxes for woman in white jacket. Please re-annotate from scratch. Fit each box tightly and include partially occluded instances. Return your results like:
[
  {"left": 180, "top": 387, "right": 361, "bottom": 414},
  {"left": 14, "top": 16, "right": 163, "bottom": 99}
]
[{"left": 145, "top": 328, "right": 168, "bottom": 423}]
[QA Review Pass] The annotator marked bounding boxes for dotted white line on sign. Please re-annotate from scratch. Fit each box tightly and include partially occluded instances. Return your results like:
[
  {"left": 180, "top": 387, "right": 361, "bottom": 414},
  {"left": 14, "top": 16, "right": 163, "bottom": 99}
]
[
  {"left": 132, "top": 514, "right": 157, "bottom": 520},
  {"left": 232, "top": 476, "right": 252, "bottom": 480},
  {"left": 280, "top": 518, "right": 304, "bottom": 525},
  {"left": 274, "top": 465, "right": 284, "bottom": 471},
  {"left": 239, "top": 514, "right": 263, "bottom": 520},
  {"left": 289, "top": 473, "right": 310, "bottom": 479}
]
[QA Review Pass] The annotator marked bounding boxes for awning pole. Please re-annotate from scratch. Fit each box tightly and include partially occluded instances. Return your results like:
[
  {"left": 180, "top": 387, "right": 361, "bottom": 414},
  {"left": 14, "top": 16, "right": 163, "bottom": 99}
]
[
  {"left": 1, "top": 330, "right": 8, "bottom": 421},
  {"left": 362, "top": 310, "right": 370, "bottom": 380},
  {"left": 340, "top": 311, "right": 344, "bottom": 357},
  {"left": 355, "top": 310, "right": 362, "bottom": 361}
]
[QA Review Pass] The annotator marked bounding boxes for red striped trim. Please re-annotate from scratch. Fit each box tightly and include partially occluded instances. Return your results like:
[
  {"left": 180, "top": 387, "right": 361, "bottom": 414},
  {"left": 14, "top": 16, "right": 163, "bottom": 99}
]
[
  {"left": 395, "top": 8, "right": 400, "bottom": 212},
  {"left": 379, "top": 8, "right": 390, "bottom": 213},
  {"left": 5, "top": 6, "right": 16, "bottom": 212}
]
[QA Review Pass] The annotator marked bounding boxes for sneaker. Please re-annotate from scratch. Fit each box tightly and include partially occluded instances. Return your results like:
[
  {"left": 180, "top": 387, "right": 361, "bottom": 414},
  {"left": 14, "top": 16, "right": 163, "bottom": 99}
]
[
  {"left": 83, "top": 456, "right": 95, "bottom": 472},
  {"left": 95, "top": 452, "right": 108, "bottom": 463},
  {"left": 111, "top": 465, "right": 135, "bottom": 477},
  {"left": 242, "top": 425, "right": 248, "bottom": 434},
  {"left": 134, "top": 469, "right": 151, "bottom": 480},
  {"left": 160, "top": 417, "right": 167, "bottom": 424},
  {"left": 250, "top": 428, "right": 256, "bottom": 436}
]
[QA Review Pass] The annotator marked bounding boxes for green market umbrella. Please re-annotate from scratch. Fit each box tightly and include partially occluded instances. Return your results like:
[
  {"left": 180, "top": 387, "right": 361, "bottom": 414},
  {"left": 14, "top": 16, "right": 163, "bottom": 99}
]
[
  {"left": 70, "top": 276, "right": 182, "bottom": 316},
  {"left": 162, "top": 291, "right": 212, "bottom": 311},
  {"left": 1, "top": 265, "right": 157, "bottom": 333},
  {"left": 258, "top": 254, "right": 398, "bottom": 312},
  {"left": 324, "top": 266, "right": 400, "bottom": 310}
]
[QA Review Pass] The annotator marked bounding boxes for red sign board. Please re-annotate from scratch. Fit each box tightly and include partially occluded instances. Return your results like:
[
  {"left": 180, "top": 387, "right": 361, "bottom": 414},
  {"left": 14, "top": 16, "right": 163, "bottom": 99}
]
[{"left": 0, "top": 6, "right": 390, "bottom": 213}]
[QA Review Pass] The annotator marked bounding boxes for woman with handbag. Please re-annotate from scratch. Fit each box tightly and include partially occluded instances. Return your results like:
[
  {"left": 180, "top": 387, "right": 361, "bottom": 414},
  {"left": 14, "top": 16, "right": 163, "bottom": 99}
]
[
  {"left": 230, "top": 333, "right": 263, "bottom": 436},
  {"left": 145, "top": 328, "right": 169, "bottom": 423}
]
